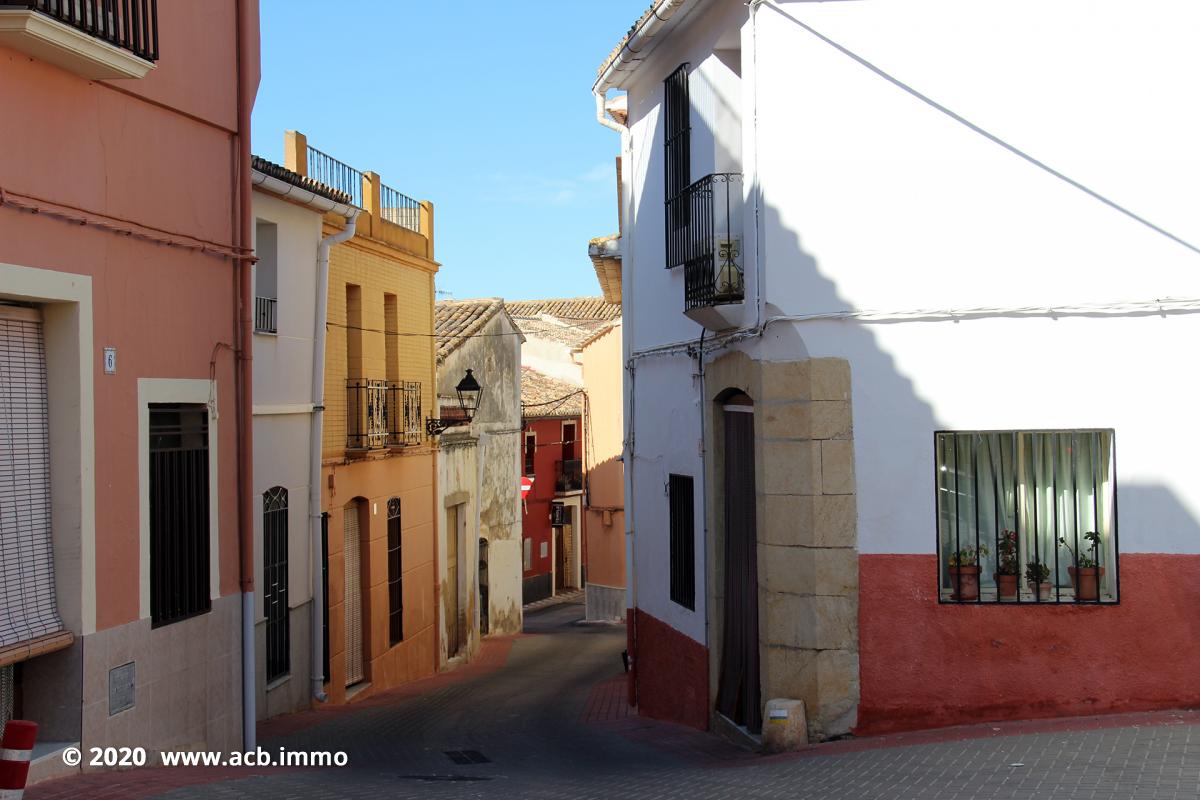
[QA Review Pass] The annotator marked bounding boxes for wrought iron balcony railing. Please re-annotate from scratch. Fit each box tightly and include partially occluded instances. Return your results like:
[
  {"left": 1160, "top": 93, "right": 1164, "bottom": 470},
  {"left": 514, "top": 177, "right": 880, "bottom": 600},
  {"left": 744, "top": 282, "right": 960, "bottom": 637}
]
[
  {"left": 3, "top": 0, "right": 160, "bottom": 61},
  {"left": 665, "top": 173, "right": 745, "bottom": 310},
  {"left": 554, "top": 459, "right": 582, "bottom": 493},
  {"left": 254, "top": 296, "right": 277, "bottom": 334},
  {"left": 380, "top": 182, "right": 421, "bottom": 234},
  {"left": 346, "top": 380, "right": 422, "bottom": 451},
  {"left": 307, "top": 146, "right": 364, "bottom": 209}
]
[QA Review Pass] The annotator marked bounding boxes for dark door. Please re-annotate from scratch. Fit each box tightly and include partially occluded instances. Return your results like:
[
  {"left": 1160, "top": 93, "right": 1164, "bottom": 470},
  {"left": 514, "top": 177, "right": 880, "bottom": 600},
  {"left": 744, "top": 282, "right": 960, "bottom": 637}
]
[
  {"left": 715, "top": 395, "right": 762, "bottom": 733},
  {"left": 554, "top": 528, "right": 566, "bottom": 592}
]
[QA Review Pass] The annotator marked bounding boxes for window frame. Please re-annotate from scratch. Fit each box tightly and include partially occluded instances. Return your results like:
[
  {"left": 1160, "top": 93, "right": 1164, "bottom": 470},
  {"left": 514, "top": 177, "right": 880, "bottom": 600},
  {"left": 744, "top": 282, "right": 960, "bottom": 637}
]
[
  {"left": 668, "top": 473, "right": 696, "bottom": 611},
  {"left": 933, "top": 428, "right": 1120, "bottom": 606}
]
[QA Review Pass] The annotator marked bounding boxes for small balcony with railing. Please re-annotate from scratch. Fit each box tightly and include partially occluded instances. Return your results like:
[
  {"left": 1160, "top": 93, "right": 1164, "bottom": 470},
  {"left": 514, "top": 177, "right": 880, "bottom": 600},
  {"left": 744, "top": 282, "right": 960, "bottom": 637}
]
[
  {"left": 666, "top": 173, "right": 746, "bottom": 331},
  {"left": 0, "top": 0, "right": 158, "bottom": 78},
  {"left": 346, "top": 380, "right": 423, "bottom": 453},
  {"left": 554, "top": 459, "right": 583, "bottom": 494},
  {"left": 282, "top": 131, "right": 434, "bottom": 263}
]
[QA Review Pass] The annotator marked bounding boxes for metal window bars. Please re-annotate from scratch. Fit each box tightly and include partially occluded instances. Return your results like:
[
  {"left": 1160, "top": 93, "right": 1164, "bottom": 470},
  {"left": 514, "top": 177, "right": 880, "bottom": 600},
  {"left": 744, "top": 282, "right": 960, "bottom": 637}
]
[
  {"left": 380, "top": 183, "right": 421, "bottom": 234},
  {"left": 346, "top": 380, "right": 423, "bottom": 450},
  {"left": 263, "top": 486, "right": 289, "bottom": 682},
  {"left": 935, "top": 429, "right": 1118, "bottom": 605},
  {"left": 254, "top": 296, "right": 277, "bottom": 334},
  {"left": 4, "top": 0, "right": 160, "bottom": 61}
]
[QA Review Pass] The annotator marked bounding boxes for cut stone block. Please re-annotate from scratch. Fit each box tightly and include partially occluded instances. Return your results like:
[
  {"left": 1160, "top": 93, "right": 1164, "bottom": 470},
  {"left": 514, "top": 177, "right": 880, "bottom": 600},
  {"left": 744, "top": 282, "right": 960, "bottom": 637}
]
[{"left": 762, "top": 698, "right": 809, "bottom": 753}]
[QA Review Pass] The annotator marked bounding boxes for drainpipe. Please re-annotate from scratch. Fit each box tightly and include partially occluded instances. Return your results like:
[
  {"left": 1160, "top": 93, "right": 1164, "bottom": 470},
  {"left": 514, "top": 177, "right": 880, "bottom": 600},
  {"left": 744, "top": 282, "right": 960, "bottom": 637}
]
[
  {"left": 310, "top": 212, "right": 359, "bottom": 702},
  {"left": 235, "top": 0, "right": 257, "bottom": 752}
]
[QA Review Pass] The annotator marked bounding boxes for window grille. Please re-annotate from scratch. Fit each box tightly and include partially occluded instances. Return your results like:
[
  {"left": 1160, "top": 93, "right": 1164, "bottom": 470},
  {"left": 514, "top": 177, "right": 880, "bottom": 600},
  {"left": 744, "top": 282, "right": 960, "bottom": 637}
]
[
  {"left": 387, "top": 498, "right": 403, "bottom": 645},
  {"left": 663, "top": 63, "right": 692, "bottom": 267},
  {"left": 263, "top": 486, "right": 289, "bottom": 681},
  {"left": 669, "top": 474, "right": 695, "bottom": 610},
  {"left": 936, "top": 430, "right": 1118, "bottom": 604},
  {"left": 149, "top": 403, "right": 211, "bottom": 627}
]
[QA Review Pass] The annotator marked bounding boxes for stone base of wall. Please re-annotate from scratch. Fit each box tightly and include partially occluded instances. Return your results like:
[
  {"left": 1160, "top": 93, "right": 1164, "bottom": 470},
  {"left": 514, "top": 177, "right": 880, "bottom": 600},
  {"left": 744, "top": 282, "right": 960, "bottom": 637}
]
[
  {"left": 633, "top": 608, "right": 709, "bottom": 731},
  {"left": 584, "top": 583, "right": 625, "bottom": 622},
  {"left": 80, "top": 593, "right": 243, "bottom": 760},
  {"left": 857, "top": 553, "right": 1200, "bottom": 735},
  {"left": 522, "top": 573, "right": 551, "bottom": 605}
]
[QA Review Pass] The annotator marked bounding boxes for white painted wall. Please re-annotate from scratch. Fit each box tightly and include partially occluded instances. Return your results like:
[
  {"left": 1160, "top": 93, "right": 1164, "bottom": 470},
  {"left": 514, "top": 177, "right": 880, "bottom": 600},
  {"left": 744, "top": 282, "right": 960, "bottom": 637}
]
[
  {"left": 615, "top": 0, "right": 1200, "bottom": 642},
  {"left": 251, "top": 190, "right": 323, "bottom": 618}
]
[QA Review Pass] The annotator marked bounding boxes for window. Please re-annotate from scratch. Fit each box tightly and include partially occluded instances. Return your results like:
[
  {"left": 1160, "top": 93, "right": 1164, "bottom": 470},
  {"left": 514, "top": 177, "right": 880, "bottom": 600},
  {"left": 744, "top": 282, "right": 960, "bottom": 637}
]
[
  {"left": 321, "top": 512, "right": 330, "bottom": 682},
  {"left": 523, "top": 537, "right": 532, "bottom": 571},
  {"left": 524, "top": 431, "right": 536, "bottom": 476},
  {"left": 936, "top": 430, "right": 1118, "bottom": 604},
  {"left": 149, "top": 404, "right": 211, "bottom": 627},
  {"left": 562, "top": 422, "right": 576, "bottom": 462},
  {"left": 387, "top": 498, "right": 403, "bottom": 645},
  {"left": 254, "top": 220, "right": 278, "bottom": 334},
  {"left": 664, "top": 63, "right": 692, "bottom": 263},
  {"left": 669, "top": 474, "right": 695, "bottom": 610},
  {"left": 263, "top": 486, "right": 289, "bottom": 682}
]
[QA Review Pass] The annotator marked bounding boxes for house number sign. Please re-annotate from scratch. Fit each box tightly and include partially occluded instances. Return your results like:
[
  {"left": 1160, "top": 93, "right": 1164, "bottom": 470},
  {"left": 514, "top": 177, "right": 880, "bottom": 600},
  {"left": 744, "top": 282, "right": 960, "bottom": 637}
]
[{"left": 103, "top": 346, "right": 117, "bottom": 374}]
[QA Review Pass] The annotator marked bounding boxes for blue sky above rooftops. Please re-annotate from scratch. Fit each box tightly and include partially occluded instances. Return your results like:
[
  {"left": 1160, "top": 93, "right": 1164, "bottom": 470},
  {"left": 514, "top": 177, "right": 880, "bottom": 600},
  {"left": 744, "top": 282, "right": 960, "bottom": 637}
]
[{"left": 251, "top": 0, "right": 646, "bottom": 301}]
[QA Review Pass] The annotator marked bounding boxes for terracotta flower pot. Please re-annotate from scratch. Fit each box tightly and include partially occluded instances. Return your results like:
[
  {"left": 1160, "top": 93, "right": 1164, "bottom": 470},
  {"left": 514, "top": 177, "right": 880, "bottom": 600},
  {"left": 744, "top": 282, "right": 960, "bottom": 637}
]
[
  {"left": 1068, "top": 566, "right": 1106, "bottom": 601},
  {"left": 1028, "top": 580, "right": 1053, "bottom": 601},
  {"left": 994, "top": 573, "right": 1019, "bottom": 600},
  {"left": 948, "top": 565, "right": 981, "bottom": 601}
]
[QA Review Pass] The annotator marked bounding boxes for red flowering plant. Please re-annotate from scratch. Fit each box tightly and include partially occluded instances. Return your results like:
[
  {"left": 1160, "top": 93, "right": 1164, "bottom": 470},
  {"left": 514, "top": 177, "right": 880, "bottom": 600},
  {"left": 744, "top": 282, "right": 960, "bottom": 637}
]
[{"left": 996, "top": 529, "right": 1019, "bottom": 576}]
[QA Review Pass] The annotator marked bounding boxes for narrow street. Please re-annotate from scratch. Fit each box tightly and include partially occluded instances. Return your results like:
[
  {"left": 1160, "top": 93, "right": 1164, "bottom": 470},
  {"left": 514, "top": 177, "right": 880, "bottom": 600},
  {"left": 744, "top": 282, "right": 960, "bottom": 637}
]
[{"left": 25, "top": 599, "right": 1200, "bottom": 799}]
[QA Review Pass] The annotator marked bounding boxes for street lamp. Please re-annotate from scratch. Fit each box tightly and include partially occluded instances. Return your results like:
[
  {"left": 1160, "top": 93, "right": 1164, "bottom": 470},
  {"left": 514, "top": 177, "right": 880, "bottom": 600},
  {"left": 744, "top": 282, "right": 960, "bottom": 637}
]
[{"left": 426, "top": 369, "right": 484, "bottom": 437}]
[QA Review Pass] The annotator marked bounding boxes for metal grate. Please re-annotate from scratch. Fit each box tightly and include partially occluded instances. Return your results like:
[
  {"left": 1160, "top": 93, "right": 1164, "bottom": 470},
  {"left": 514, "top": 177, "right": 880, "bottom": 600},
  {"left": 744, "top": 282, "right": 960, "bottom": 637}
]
[
  {"left": 347, "top": 380, "right": 423, "bottom": 450},
  {"left": 380, "top": 183, "right": 421, "bottom": 233},
  {"left": 263, "top": 486, "right": 290, "bottom": 682},
  {"left": 387, "top": 498, "right": 403, "bottom": 645},
  {"left": 668, "top": 474, "right": 695, "bottom": 610},
  {"left": 936, "top": 430, "right": 1119, "bottom": 605},
  {"left": 663, "top": 62, "right": 691, "bottom": 269},
  {"left": 254, "top": 296, "right": 277, "bottom": 334},
  {"left": 306, "top": 146, "right": 364, "bottom": 209},
  {"left": 149, "top": 403, "right": 211, "bottom": 627},
  {"left": 5, "top": 0, "right": 160, "bottom": 62},
  {"left": 0, "top": 665, "right": 13, "bottom": 726},
  {"left": 675, "top": 173, "right": 745, "bottom": 309}
]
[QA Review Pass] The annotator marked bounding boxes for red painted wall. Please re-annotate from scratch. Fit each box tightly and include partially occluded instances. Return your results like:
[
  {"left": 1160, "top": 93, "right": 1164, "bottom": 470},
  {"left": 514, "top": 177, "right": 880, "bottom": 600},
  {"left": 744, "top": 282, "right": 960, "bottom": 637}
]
[
  {"left": 521, "top": 416, "right": 579, "bottom": 581},
  {"left": 632, "top": 608, "right": 710, "bottom": 730},
  {"left": 857, "top": 553, "right": 1200, "bottom": 735}
]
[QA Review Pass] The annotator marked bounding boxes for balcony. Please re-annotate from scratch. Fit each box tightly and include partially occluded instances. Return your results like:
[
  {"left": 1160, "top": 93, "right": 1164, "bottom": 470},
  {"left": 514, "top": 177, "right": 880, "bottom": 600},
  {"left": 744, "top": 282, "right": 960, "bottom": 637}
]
[
  {"left": 254, "top": 296, "right": 277, "bottom": 335},
  {"left": 0, "top": 0, "right": 158, "bottom": 79},
  {"left": 665, "top": 173, "right": 746, "bottom": 330},
  {"left": 346, "top": 380, "right": 422, "bottom": 452},
  {"left": 554, "top": 459, "right": 582, "bottom": 493}
]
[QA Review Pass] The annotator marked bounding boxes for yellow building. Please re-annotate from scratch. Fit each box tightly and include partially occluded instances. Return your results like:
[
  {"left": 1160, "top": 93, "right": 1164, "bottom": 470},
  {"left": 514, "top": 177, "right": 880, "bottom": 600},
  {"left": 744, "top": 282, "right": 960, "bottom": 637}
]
[{"left": 284, "top": 131, "right": 439, "bottom": 704}]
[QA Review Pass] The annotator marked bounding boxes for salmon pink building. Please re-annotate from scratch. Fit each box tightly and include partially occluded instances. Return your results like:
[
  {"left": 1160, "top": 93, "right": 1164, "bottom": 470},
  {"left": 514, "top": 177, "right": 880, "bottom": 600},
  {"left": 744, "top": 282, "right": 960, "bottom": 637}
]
[{"left": 0, "top": 0, "right": 258, "bottom": 776}]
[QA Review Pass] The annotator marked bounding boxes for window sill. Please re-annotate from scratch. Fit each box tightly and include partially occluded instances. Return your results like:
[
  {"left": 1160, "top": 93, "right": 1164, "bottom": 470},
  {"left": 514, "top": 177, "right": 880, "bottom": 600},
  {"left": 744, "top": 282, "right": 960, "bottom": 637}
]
[
  {"left": 265, "top": 674, "right": 290, "bottom": 693},
  {"left": 0, "top": 9, "right": 154, "bottom": 79}
]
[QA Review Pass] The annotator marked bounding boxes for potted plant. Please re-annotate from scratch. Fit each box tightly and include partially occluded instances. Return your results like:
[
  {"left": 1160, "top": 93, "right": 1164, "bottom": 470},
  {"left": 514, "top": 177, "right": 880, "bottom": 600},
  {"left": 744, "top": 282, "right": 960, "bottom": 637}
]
[
  {"left": 1060, "top": 531, "right": 1105, "bottom": 601},
  {"left": 994, "top": 529, "right": 1019, "bottom": 600},
  {"left": 947, "top": 544, "right": 989, "bottom": 601},
  {"left": 1025, "top": 560, "right": 1052, "bottom": 601}
]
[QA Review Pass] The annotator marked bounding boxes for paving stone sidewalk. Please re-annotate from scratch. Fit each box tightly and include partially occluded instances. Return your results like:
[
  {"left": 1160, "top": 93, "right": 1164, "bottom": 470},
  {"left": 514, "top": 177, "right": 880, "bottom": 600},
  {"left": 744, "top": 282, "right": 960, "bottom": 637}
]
[{"left": 25, "top": 602, "right": 1200, "bottom": 799}]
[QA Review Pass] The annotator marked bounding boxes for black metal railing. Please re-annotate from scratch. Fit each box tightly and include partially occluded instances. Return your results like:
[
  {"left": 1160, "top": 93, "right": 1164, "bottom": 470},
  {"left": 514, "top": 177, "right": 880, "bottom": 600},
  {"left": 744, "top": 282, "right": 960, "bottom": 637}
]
[
  {"left": 4, "top": 0, "right": 159, "bottom": 61},
  {"left": 554, "top": 459, "right": 582, "bottom": 493},
  {"left": 346, "top": 379, "right": 422, "bottom": 450},
  {"left": 263, "top": 486, "right": 289, "bottom": 682},
  {"left": 667, "top": 173, "right": 745, "bottom": 310},
  {"left": 307, "top": 146, "right": 363, "bottom": 209},
  {"left": 380, "top": 182, "right": 421, "bottom": 233},
  {"left": 254, "top": 296, "right": 277, "bottom": 334}
]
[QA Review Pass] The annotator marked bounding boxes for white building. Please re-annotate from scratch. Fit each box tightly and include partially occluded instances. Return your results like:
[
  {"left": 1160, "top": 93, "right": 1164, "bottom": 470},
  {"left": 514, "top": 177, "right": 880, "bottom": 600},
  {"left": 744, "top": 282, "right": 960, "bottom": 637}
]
[
  {"left": 250, "top": 157, "right": 358, "bottom": 719},
  {"left": 594, "top": 0, "right": 1200, "bottom": 742}
]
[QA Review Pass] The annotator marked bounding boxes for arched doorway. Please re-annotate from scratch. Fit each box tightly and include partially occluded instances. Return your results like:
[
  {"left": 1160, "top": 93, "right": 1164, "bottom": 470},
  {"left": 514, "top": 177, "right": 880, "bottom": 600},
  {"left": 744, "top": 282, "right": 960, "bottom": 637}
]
[{"left": 715, "top": 392, "right": 761, "bottom": 733}]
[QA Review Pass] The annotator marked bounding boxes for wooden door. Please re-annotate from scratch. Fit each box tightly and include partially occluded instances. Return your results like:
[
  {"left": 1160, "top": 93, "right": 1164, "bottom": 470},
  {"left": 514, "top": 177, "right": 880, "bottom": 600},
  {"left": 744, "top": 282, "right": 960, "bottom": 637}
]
[
  {"left": 446, "top": 506, "right": 460, "bottom": 657},
  {"left": 554, "top": 528, "right": 566, "bottom": 592},
  {"left": 343, "top": 504, "right": 364, "bottom": 687}
]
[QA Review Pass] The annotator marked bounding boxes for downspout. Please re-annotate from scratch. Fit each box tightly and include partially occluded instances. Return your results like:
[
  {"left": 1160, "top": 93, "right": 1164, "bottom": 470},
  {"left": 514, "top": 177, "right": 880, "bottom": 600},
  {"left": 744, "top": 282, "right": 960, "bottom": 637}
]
[
  {"left": 310, "top": 212, "right": 359, "bottom": 701},
  {"left": 235, "top": 0, "right": 257, "bottom": 751}
]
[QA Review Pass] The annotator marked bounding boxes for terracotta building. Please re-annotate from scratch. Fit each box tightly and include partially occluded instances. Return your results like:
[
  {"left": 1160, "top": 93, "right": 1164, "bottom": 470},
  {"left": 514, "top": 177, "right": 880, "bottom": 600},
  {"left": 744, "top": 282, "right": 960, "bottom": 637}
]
[
  {"left": 0, "top": 0, "right": 258, "bottom": 778},
  {"left": 279, "top": 131, "right": 440, "bottom": 705}
]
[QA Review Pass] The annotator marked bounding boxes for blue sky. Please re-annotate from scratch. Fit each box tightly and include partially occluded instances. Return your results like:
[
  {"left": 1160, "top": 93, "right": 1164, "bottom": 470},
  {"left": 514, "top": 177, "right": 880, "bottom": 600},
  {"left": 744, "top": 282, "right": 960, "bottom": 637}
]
[{"left": 251, "top": 1, "right": 646, "bottom": 302}]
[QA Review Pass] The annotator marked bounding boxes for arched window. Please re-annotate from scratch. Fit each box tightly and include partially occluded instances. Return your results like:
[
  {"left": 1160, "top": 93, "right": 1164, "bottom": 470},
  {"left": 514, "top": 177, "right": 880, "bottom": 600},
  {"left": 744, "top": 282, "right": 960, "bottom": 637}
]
[{"left": 263, "top": 486, "right": 289, "bottom": 681}]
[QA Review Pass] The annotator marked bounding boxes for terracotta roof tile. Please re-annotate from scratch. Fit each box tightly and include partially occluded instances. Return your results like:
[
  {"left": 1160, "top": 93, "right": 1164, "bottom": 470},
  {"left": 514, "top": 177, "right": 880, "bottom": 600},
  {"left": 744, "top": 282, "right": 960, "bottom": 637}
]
[
  {"left": 434, "top": 298, "right": 506, "bottom": 363},
  {"left": 521, "top": 367, "right": 584, "bottom": 418},
  {"left": 250, "top": 155, "right": 354, "bottom": 206}
]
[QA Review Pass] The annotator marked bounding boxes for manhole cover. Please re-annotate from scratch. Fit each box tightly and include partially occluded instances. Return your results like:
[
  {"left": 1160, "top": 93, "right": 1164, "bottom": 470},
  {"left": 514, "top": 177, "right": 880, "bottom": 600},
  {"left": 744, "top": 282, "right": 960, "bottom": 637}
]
[{"left": 444, "top": 750, "right": 491, "bottom": 765}]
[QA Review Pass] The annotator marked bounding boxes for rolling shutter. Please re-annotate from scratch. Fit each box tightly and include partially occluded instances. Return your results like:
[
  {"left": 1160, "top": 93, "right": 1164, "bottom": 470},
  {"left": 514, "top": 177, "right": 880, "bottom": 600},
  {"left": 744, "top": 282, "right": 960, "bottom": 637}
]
[{"left": 0, "top": 306, "right": 64, "bottom": 650}]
